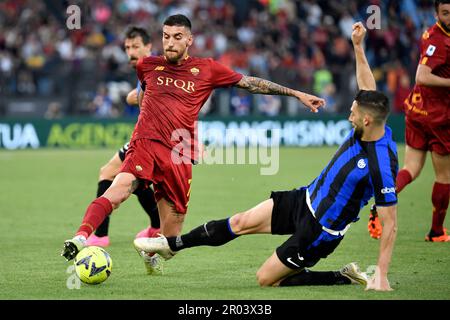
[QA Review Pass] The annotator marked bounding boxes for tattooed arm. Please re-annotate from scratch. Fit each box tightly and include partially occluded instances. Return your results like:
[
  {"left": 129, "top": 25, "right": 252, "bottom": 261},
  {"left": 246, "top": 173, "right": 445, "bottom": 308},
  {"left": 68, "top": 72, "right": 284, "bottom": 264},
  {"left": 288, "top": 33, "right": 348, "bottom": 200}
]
[
  {"left": 127, "top": 178, "right": 141, "bottom": 196},
  {"left": 235, "top": 76, "right": 325, "bottom": 113}
]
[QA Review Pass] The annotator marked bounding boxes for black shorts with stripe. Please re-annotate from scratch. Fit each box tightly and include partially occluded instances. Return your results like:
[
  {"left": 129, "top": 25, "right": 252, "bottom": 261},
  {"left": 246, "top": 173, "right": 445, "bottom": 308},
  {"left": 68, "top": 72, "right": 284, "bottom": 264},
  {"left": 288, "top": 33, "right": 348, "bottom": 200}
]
[
  {"left": 270, "top": 188, "right": 343, "bottom": 270},
  {"left": 118, "top": 142, "right": 130, "bottom": 162}
]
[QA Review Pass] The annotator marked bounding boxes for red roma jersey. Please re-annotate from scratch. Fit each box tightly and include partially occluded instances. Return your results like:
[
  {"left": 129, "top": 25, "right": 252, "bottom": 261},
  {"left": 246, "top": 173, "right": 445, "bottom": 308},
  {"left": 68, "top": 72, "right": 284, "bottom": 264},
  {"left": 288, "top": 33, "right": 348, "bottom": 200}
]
[
  {"left": 404, "top": 22, "right": 450, "bottom": 125},
  {"left": 134, "top": 56, "right": 242, "bottom": 150}
]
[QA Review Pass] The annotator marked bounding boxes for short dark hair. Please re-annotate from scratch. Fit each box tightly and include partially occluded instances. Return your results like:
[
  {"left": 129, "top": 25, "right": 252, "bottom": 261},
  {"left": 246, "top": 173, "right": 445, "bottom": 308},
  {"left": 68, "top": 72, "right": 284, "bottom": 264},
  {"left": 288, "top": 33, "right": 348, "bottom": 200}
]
[
  {"left": 163, "top": 14, "right": 192, "bottom": 30},
  {"left": 355, "top": 90, "right": 390, "bottom": 124},
  {"left": 435, "top": 0, "right": 450, "bottom": 12},
  {"left": 125, "top": 26, "right": 151, "bottom": 44}
]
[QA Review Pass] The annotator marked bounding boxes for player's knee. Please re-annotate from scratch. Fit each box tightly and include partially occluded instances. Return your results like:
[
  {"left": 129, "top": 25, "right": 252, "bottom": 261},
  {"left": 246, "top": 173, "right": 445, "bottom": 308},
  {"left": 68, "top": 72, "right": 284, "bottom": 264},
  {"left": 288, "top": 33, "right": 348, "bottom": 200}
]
[
  {"left": 256, "top": 269, "right": 275, "bottom": 287},
  {"left": 229, "top": 212, "right": 248, "bottom": 234}
]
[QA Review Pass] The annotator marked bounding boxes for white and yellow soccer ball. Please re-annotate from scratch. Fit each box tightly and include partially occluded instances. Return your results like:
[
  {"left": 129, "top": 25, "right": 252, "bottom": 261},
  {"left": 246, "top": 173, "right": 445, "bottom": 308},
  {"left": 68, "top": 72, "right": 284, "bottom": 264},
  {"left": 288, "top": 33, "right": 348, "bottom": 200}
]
[{"left": 74, "top": 246, "right": 112, "bottom": 285}]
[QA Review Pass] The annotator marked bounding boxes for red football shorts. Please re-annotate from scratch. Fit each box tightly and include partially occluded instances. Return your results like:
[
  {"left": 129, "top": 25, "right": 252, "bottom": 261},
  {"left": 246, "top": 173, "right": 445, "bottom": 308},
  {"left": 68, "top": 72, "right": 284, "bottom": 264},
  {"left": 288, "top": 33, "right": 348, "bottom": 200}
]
[
  {"left": 405, "top": 117, "right": 450, "bottom": 155},
  {"left": 120, "top": 139, "right": 192, "bottom": 213}
]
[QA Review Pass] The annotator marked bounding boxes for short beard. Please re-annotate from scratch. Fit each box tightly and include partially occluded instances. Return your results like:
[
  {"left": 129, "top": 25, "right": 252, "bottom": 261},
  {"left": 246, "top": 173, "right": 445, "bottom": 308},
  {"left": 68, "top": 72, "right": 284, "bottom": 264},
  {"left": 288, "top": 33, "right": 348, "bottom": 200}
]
[
  {"left": 438, "top": 20, "right": 450, "bottom": 33},
  {"left": 164, "top": 51, "right": 182, "bottom": 63},
  {"left": 354, "top": 127, "right": 364, "bottom": 140}
]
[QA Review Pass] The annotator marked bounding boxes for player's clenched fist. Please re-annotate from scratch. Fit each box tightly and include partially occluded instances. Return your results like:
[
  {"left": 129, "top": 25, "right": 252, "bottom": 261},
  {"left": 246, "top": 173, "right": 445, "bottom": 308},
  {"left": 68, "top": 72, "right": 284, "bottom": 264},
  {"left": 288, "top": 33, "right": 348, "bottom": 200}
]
[{"left": 352, "top": 22, "right": 367, "bottom": 46}]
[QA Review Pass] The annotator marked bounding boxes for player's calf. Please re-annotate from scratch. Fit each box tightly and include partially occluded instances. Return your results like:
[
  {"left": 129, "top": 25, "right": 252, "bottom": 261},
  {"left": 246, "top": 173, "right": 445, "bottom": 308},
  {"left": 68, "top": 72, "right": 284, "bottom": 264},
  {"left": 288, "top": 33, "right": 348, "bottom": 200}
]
[{"left": 368, "top": 204, "right": 382, "bottom": 239}]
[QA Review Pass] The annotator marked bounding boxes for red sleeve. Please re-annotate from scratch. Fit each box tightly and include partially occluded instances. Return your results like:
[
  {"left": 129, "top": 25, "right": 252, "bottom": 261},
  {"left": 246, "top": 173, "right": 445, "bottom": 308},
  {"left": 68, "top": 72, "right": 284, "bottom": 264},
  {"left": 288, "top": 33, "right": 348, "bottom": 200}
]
[
  {"left": 136, "top": 57, "right": 147, "bottom": 91},
  {"left": 136, "top": 57, "right": 145, "bottom": 83},
  {"left": 209, "top": 59, "right": 243, "bottom": 88},
  {"left": 419, "top": 33, "right": 447, "bottom": 71}
]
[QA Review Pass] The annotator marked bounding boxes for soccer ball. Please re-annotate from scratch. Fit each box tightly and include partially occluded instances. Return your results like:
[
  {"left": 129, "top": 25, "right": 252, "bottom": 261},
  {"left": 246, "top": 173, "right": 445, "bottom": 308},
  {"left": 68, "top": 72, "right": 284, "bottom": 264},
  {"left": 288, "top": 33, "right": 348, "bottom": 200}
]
[{"left": 74, "top": 246, "right": 112, "bottom": 285}]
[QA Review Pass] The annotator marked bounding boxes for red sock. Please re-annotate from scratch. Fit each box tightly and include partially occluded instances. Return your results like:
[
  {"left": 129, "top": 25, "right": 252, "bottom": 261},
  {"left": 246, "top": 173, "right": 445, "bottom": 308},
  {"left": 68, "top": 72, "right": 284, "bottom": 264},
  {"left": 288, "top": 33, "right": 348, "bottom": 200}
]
[
  {"left": 396, "top": 169, "right": 412, "bottom": 194},
  {"left": 431, "top": 182, "right": 450, "bottom": 235},
  {"left": 76, "top": 197, "right": 113, "bottom": 239}
]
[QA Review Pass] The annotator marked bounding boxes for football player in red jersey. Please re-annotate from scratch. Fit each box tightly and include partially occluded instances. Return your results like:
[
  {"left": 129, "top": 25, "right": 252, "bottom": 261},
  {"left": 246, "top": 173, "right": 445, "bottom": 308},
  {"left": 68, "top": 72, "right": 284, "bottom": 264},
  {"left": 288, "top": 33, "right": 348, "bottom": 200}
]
[
  {"left": 62, "top": 14, "right": 325, "bottom": 273},
  {"left": 85, "top": 26, "right": 161, "bottom": 248},
  {"left": 369, "top": 0, "right": 450, "bottom": 242}
]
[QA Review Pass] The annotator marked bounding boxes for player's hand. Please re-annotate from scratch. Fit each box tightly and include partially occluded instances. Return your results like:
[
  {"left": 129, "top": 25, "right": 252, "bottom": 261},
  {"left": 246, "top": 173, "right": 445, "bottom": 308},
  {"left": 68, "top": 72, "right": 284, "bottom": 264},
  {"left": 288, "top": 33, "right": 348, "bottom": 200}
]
[
  {"left": 351, "top": 22, "right": 367, "bottom": 46},
  {"left": 126, "top": 89, "right": 139, "bottom": 106},
  {"left": 295, "top": 91, "right": 325, "bottom": 113},
  {"left": 365, "top": 265, "right": 393, "bottom": 291},
  {"left": 365, "top": 273, "right": 393, "bottom": 292}
]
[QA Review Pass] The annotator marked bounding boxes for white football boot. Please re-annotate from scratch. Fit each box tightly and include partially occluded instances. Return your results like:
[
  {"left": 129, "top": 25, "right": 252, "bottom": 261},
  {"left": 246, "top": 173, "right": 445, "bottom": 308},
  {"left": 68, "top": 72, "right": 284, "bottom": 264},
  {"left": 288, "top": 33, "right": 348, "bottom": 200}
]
[
  {"left": 340, "top": 262, "right": 368, "bottom": 285},
  {"left": 135, "top": 250, "right": 164, "bottom": 275},
  {"left": 133, "top": 235, "right": 176, "bottom": 261}
]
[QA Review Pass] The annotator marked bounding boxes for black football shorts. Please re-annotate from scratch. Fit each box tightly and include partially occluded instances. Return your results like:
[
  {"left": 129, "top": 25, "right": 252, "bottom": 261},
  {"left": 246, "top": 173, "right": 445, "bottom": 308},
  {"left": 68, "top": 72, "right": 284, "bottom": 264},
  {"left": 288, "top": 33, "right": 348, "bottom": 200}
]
[
  {"left": 270, "top": 188, "right": 343, "bottom": 270},
  {"left": 118, "top": 142, "right": 130, "bottom": 162}
]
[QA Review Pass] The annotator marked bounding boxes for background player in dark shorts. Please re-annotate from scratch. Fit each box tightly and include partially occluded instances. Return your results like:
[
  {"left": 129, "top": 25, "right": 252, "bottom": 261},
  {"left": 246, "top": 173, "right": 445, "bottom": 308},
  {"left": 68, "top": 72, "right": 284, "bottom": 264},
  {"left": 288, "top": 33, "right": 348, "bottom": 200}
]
[
  {"left": 369, "top": 0, "right": 450, "bottom": 242},
  {"left": 135, "top": 23, "right": 398, "bottom": 291}
]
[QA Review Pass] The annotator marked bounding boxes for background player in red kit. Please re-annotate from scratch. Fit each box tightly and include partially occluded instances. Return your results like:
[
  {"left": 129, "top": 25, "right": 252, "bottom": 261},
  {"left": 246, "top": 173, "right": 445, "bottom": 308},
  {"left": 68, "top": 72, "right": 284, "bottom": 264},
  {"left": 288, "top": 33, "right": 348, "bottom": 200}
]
[
  {"left": 369, "top": 0, "right": 450, "bottom": 242},
  {"left": 61, "top": 14, "right": 325, "bottom": 270}
]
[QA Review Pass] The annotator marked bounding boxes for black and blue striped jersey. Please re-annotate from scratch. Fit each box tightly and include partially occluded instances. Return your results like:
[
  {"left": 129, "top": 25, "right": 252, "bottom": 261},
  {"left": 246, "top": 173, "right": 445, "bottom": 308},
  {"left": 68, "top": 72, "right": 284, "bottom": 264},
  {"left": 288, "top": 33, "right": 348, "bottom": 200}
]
[{"left": 306, "top": 126, "right": 398, "bottom": 232}]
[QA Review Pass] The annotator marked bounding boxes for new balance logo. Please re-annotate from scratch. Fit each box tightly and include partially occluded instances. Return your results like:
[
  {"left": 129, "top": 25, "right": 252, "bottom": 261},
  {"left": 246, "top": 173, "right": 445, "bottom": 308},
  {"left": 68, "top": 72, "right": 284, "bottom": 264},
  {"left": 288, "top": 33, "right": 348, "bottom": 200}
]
[
  {"left": 381, "top": 187, "right": 396, "bottom": 194},
  {"left": 154, "top": 66, "right": 165, "bottom": 71}
]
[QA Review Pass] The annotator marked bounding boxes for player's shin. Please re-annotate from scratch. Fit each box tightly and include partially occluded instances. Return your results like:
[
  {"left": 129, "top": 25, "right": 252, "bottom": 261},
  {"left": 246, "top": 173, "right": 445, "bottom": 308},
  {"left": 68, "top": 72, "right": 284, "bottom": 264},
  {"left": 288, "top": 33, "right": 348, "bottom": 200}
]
[
  {"left": 76, "top": 196, "right": 113, "bottom": 239},
  {"left": 94, "top": 180, "right": 113, "bottom": 237},
  {"left": 135, "top": 187, "right": 160, "bottom": 228},
  {"left": 167, "top": 218, "right": 239, "bottom": 251},
  {"left": 279, "top": 270, "right": 352, "bottom": 286},
  {"left": 430, "top": 182, "right": 450, "bottom": 235},
  {"left": 396, "top": 169, "right": 413, "bottom": 193}
]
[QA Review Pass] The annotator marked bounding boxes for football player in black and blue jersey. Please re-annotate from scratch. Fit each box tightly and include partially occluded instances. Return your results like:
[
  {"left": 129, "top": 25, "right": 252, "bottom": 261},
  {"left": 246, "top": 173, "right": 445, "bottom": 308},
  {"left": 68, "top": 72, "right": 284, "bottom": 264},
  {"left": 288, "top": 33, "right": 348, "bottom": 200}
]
[
  {"left": 86, "top": 26, "right": 161, "bottom": 247},
  {"left": 134, "top": 22, "right": 398, "bottom": 291}
]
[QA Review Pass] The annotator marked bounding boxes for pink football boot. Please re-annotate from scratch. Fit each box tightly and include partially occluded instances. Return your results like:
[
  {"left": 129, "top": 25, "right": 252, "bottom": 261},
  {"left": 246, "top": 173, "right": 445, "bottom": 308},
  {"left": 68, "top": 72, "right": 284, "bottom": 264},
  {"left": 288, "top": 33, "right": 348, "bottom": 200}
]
[
  {"left": 135, "top": 227, "right": 160, "bottom": 239},
  {"left": 85, "top": 234, "right": 110, "bottom": 247}
]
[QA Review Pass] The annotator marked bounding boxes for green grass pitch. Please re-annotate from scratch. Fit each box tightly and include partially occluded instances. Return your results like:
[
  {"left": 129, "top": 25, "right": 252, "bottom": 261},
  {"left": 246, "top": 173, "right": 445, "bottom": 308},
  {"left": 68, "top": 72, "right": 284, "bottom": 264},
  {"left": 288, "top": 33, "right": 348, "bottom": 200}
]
[{"left": 0, "top": 147, "right": 449, "bottom": 300}]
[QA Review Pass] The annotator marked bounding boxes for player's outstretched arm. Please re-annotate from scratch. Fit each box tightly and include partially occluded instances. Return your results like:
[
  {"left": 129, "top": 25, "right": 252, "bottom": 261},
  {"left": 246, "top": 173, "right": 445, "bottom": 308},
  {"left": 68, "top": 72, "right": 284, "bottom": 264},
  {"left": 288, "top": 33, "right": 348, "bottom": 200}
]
[
  {"left": 366, "top": 204, "right": 397, "bottom": 291},
  {"left": 235, "top": 76, "right": 325, "bottom": 113},
  {"left": 416, "top": 64, "right": 450, "bottom": 87},
  {"left": 351, "top": 22, "right": 376, "bottom": 91}
]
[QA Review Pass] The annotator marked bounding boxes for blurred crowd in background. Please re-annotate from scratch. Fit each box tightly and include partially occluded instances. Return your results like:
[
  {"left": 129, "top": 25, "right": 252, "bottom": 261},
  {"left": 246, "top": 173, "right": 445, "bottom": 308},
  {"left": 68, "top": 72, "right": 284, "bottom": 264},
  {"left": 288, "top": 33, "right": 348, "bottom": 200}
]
[{"left": 0, "top": 0, "right": 438, "bottom": 118}]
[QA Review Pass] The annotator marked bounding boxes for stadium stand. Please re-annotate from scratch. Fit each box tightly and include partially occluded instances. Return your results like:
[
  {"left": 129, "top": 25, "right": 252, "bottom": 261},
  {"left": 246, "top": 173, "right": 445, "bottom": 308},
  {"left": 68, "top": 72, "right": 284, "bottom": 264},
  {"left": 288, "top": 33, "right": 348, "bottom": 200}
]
[{"left": 0, "top": 0, "right": 436, "bottom": 117}]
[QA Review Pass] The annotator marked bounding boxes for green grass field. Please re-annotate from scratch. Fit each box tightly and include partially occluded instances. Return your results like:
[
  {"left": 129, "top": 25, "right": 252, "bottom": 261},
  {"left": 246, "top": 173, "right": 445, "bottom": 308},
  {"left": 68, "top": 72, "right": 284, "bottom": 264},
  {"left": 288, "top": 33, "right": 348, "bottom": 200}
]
[{"left": 0, "top": 146, "right": 449, "bottom": 300}]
